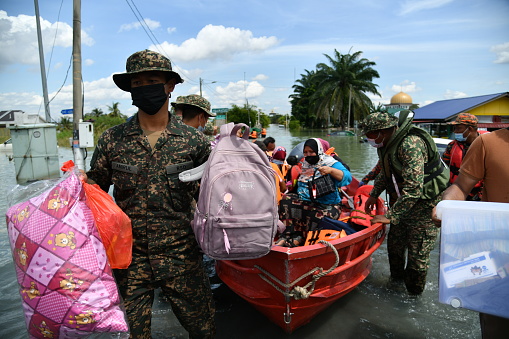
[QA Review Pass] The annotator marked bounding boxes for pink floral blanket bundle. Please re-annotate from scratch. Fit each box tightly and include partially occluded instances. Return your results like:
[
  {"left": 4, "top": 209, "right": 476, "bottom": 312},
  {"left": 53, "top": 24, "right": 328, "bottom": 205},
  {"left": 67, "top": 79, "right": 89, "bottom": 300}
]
[{"left": 6, "top": 170, "right": 129, "bottom": 338}]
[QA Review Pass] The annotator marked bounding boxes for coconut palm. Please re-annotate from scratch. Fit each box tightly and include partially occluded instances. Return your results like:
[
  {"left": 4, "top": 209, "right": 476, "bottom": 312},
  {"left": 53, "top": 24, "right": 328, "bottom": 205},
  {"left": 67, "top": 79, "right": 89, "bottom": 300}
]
[
  {"left": 107, "top": 102, "right": 122, "bottom": 118},
  {"left": 289, "top": 69, "right": 323, "bottom": 128},
  {"left": 312, "top": 50, "right": 380, "bottom": 128}
]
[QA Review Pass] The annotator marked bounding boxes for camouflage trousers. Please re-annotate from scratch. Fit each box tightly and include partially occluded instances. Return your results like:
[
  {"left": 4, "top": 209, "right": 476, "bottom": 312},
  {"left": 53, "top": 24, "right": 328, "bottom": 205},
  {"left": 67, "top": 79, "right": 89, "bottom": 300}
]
[
  {"left": 114, "top": 255, "right": 216, "bottom": 339},
  {"left": 387, "top": 199, "right": 439, "bottom": 295}
]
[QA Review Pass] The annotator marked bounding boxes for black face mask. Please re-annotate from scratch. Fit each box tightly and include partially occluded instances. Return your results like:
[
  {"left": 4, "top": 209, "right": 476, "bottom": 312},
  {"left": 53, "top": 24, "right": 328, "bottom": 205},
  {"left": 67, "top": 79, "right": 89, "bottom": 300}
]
[
  {"left": 305, "top": 155, "right": 319, "bottom": 165},
  {"left": 131, "top": 83, "right": 168, "bottom": 115}
]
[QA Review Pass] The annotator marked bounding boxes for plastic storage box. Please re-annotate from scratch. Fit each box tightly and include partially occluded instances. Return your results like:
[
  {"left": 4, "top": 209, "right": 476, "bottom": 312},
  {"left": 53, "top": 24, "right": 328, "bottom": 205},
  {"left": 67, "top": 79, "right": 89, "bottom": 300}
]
[{"left": 436, "top": 200, "right": 509, "bottom": 318}]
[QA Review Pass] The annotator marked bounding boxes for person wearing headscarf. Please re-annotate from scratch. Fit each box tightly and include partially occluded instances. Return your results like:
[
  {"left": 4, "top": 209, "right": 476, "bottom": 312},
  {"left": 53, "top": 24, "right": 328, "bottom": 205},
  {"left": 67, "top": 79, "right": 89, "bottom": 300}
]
[{"left": 276, "top": 138, "right": 352, "bottom": 247}]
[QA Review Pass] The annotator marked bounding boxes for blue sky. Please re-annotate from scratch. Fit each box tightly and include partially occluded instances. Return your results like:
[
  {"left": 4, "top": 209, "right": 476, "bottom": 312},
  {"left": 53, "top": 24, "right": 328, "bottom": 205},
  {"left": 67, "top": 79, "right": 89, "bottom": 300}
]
[{"left": 0, "top": 0, "right": 508, "bottom": 122}]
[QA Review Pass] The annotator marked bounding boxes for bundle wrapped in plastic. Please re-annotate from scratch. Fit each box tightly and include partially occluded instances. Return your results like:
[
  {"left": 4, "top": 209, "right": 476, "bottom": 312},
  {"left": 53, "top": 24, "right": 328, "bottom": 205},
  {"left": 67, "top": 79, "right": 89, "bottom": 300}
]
[{"left": 5, "top": 168, "right": 129, "bottom": 338}]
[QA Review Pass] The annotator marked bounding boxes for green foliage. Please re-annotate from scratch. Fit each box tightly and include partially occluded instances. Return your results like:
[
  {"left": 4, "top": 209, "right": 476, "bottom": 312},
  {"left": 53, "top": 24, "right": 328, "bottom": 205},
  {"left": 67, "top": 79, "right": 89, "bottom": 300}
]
[
  {"left": 56, "top": 129, "right": 73, "bottom": 147},
  {"left": 55, "top": 110, "right": 127, "bottom": 147},
  {"left": 369, "top": 102, "right": 388, "bottom": 113},
  {"left": 289, "top": 50, "right": 381, "bottom": 129},
  {"left": 227, "top": 104, "right": 269, "bottom": 128},
  {"left": 289, "top": 119, "right": 301, "bottom": 130},
  {"left": 58, "top": 117, "right": 73, "bottom": 131},
  {"left": 107, "top": 102, "right": 126, "bottom": 119}
]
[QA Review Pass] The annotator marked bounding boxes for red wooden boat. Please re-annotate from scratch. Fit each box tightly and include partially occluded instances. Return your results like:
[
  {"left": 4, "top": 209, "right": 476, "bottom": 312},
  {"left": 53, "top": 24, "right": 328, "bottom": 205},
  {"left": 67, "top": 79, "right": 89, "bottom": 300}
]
[{"left": 216, "top": 181, "right": 387, "bottom": 333}]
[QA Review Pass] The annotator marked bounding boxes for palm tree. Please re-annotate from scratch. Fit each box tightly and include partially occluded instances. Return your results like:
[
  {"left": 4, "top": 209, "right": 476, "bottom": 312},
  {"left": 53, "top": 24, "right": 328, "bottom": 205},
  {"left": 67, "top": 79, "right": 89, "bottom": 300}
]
[
  {"left": 312, "top": 50, "right": 380, "bottom": 128},
  {"left": 107, "top": 102, "right": 122, "bottom": 118},
  {"left": 289, "top": 69, "right": 323, "bottom": 128},
  {"left": 90, "top": 108, "right": 104, "bottom": 117}
]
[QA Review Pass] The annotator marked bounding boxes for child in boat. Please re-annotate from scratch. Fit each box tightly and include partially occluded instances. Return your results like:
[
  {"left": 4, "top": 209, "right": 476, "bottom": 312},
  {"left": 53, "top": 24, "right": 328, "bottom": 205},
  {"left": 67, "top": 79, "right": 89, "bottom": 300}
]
[{"left": 277, "top": 138, "right": 352, "bottom": 247}]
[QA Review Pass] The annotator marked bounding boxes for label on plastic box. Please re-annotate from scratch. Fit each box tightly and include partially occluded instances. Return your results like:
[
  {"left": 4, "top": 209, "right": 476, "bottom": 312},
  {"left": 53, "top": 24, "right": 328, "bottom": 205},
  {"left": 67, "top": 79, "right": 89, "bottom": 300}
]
[{"left": 441, "top": 251, "right": 498, "bottom": 288}]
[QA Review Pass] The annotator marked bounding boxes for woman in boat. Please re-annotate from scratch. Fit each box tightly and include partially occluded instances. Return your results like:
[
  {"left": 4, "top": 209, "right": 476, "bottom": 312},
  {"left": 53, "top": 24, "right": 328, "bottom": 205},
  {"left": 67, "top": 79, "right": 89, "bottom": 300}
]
[{"left": 277, "top": 138, "right": 352, "bottom": 247}]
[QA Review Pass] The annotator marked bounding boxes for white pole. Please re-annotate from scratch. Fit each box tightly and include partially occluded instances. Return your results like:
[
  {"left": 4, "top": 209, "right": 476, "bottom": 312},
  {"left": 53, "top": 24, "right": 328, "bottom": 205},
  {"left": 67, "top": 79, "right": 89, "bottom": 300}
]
[
  {"left": 347, "top": 85, "right": 352, "bottom": 130},
  {"left": 34, "top": 0, "right": 51, "bottom": 123}
]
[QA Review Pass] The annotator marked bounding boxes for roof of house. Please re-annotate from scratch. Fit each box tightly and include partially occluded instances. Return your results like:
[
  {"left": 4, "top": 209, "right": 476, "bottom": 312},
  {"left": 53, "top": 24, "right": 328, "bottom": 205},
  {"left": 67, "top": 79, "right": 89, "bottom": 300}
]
[{"left": 413, "top": 92, "right": 508, "bottom": 121}]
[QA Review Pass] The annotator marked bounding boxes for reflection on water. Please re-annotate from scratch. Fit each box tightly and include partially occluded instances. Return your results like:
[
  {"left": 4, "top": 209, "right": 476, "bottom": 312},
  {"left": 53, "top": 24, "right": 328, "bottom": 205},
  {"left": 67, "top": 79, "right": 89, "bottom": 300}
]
[{"left": 0, "top": 126, "right": 480, "bottom": 338}]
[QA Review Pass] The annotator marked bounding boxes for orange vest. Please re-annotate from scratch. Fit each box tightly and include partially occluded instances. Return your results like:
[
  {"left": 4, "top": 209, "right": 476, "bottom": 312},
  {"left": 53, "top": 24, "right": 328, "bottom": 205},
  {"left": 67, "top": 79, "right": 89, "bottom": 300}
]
[{"left": 270, "top": 163, "right": 284, "bottom": 204}]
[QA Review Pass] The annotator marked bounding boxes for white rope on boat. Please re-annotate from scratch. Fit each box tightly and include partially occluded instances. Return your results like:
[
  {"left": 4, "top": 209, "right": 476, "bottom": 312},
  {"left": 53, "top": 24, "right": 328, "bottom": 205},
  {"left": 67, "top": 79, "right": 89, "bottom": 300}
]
[{"left": 254, "top": 240, "right": 340, "bottom": 300}]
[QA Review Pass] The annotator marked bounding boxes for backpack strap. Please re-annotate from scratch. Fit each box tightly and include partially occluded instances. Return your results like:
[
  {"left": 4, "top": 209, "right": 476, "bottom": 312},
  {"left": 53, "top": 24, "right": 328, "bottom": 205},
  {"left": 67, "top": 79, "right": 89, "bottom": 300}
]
[
  {"left": 228, "top": 123, "right": 250, "bottom": 139},
  {"left": 179, "top": 162, "right": 207, "bottom": 182}
]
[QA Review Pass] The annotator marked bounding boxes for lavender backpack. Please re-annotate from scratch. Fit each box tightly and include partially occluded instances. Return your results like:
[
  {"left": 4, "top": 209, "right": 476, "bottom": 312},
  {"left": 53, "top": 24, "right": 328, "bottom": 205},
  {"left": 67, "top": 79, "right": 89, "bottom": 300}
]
[{"left": 192, "top": 123, "right": 278, "bottom": 260}]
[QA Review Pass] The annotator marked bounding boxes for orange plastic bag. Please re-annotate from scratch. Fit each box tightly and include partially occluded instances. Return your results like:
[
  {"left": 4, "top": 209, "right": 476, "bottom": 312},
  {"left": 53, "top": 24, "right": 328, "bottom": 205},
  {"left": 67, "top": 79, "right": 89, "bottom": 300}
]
[
  {"left": 61, "top": 160, "right": 132, "bottom": 269},
  {"left": 83, "top": 182, "right": 133, "bottom": 269}
]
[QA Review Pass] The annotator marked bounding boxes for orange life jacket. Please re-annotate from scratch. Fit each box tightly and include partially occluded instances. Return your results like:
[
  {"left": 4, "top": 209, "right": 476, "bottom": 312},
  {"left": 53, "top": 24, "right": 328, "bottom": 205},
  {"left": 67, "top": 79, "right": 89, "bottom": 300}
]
[{"left": 449, "top": 140, "right": 483, "bottom": 199}]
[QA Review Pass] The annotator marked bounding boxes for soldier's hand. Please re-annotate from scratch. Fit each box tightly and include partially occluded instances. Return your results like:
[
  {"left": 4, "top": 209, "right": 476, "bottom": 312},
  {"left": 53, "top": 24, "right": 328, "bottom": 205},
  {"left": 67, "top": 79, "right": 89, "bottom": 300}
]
[
  {"left": 79, "top": 169, "right": 88, "bottom": 183},
  {"left": 365, "top": 196, "right": 377, "bottom": 214},
  {"left": 431, "top": 206, "right": 442, "bottom": 228},
  {"left": 371, "top": 215, "right": 390, "bottom": 225}
]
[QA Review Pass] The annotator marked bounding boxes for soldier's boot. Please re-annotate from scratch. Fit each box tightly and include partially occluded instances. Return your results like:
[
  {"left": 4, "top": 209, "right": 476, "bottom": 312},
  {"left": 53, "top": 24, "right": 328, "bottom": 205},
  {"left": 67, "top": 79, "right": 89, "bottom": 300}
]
[{"left": 404, "top": 268, "right": 427, "bottom": 295}]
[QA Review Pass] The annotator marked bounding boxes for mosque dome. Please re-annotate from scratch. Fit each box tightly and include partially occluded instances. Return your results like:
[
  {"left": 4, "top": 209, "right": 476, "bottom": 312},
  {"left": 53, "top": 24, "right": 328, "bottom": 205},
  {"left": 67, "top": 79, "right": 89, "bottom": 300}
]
[{"left": 390, "top": 92, "right": 413, "bottom": 104}]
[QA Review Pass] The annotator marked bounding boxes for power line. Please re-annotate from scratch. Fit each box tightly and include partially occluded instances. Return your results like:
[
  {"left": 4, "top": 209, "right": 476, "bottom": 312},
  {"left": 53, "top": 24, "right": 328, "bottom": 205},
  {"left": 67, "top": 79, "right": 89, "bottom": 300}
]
[{"left": 124, "top": 0, "right": 198, "bottom": 86}]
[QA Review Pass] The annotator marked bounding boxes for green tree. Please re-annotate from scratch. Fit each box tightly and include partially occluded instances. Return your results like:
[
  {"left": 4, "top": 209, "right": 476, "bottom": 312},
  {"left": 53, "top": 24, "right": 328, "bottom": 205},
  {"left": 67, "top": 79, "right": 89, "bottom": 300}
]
[
  {"left": 369, "top": 102, "right": 388, "bottom": 113},
  {"left": 227, "top": 104, "right": 259, "bottom": 127},
  {"left": 107, "top": 102, "right": 125, "bottom": 118},
  {"left": 313, "top": 50, "right": 380, "bottom": 128},
  {"left": 58, "top": 116, "right": 72, "bottom": 131},
  {"left": 289, "top": 69, "right": 323, "bottom": 128}
]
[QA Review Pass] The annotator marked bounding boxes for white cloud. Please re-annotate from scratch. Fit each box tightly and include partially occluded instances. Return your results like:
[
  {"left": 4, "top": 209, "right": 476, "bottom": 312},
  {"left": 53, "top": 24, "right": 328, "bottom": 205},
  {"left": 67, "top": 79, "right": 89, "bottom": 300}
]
[
  {"left": 391, "top": 80, "right": 419, "bottom": 93},
  {"left": 399, "top": 0, "right": 454, "bottom": 16},
  {"left": 84, "top": 59, "right": 94, "bottom": 66},
  {"left": 167, "top": 27, "right": 176, "bottom": 34},
  {"left": 443, "top": 89, "right": 467, "bottom": 99},
  {"left": 491, "top": 42, "right": 509, "bottom": 64},
  {"left": 253, "top": 74, "right": 268, "bottom": 81},
  {"left": 214, "top": 80, "right": 265, "bottom": 106},
  {"left": 0, "top": 11, "right": 94, "bottom": 68},
  {"left": 0, "top": 74, "right": 131, "bottom": 120},
  {"left": 151, "top": 24, "right": 280, "bottom": 62},
  {"left": 119, "top": 18, "right": 160, "bottom": 32}
]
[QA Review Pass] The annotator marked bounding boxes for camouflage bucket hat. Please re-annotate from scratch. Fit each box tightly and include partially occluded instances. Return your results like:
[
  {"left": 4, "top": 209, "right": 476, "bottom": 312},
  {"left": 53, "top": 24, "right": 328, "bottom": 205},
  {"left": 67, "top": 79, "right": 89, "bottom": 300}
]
[
  {"left": 113, "top": 49, "right": 183, "bottom": 92},
  {"left": 361, "top": 112, "right": 399, "bottom": 134},
  {"left": 451, "top": 113, "right": 478, "bottom": 127},
  {"left": 171, "top": 94, "right": 215, "bottom": 116}
]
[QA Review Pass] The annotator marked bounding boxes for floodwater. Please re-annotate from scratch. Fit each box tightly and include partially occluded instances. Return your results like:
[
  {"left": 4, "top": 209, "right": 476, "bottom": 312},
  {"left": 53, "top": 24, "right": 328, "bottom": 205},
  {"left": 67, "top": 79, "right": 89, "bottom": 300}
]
[{"left": 0, "top": 124, "right": 480, "bottom": 338}]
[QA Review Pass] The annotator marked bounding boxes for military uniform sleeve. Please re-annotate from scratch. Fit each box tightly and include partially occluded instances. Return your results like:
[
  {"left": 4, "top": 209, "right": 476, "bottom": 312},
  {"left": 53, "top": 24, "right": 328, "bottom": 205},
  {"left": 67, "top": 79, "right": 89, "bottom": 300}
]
[
  {"left": 191, "top": 130, "right": 211, "bottom": 166},
  {"left": 362, "top": 160, "right": 381, "bottom": 184},
  {"left": 86, "top": 131, "right": 113, "bottom": 193},
  {"left": 370, "top": 170, "right": 387, "bottom": 198},
  {"left": 385, "top": 135, "right": 427, "bottom": 224}
]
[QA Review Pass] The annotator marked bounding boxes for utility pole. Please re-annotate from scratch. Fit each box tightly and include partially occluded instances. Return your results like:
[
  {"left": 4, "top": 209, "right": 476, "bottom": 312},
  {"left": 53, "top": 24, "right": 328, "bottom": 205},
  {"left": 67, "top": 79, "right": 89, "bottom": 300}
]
[
  {"left": 347, "top": 85, "right": 352, "bottom": 130},
  {"left": 72, "top": 0, "right": 85, "bottom": 170},
  {"left": 199, "top": 77, "right": 216, "bottom": 96},
  {"left": 34, "top": 0, "right": 51, "bottom": 123}
]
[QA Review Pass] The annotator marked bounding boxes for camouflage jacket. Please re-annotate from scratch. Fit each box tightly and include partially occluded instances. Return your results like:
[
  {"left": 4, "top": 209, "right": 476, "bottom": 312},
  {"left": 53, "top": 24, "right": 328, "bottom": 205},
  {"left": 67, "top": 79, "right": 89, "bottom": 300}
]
[
  {"left": 371, "top": 134, "right": 439, "bottom": 225},
  {"left": 87, "top": 113, "right": 210, "bottom": 276}
]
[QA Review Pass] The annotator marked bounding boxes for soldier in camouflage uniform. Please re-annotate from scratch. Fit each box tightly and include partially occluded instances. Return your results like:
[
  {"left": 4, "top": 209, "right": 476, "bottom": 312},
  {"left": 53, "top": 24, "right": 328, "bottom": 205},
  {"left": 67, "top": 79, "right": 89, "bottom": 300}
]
[
  {"left": 171, "top": 94, "right": 216, "bottom": 132},
  {"left": 86, "top": 50, "right": 215, "bottom": 338},
  {"left": 361, "top": 112, "right": 448, "bottom": 295}
]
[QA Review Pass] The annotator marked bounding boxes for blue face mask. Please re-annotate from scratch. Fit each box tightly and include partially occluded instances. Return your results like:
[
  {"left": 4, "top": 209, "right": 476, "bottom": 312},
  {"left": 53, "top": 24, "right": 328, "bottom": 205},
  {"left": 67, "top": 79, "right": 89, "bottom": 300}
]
[
  {"left": 197, "top": 125, "right": 205, "bottom": 133},
  {"left": 454, "top": 129, "right": 469, "bottom": 142}
]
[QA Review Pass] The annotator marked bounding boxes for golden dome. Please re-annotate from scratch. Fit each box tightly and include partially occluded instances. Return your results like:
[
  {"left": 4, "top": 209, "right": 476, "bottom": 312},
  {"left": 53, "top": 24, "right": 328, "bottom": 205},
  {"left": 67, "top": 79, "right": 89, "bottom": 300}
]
[{"left": 390, "top": 92, "right": 413, "bottom": 104}]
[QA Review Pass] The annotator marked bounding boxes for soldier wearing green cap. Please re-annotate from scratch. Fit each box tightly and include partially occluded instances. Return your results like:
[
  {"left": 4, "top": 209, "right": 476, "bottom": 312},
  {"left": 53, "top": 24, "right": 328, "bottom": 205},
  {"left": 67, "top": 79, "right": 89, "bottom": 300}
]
[
  {"left": 86, "top": 49, "right": 215, "bottom": 338},
  {"left": 171, "top": 94, "right": 216, "bottom": 132},
  {"left": 360, "top": 111, "right": 448, "bottom": 295}
]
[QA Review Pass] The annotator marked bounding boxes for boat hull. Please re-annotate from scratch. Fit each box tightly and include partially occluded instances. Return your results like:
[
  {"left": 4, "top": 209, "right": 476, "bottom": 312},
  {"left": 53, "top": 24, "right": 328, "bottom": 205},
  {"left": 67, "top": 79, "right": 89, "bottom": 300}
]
[{"left": 216, "top": 217, "right": 386, "bottom": 333}]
